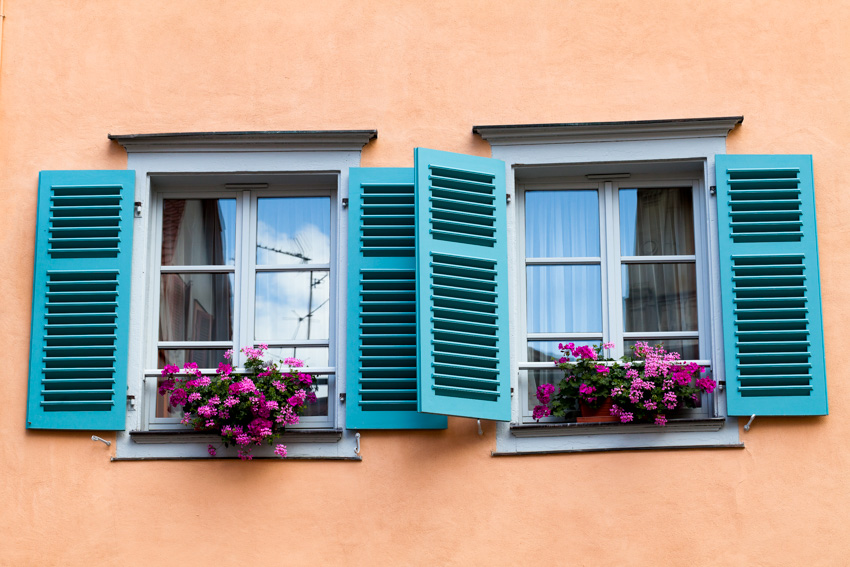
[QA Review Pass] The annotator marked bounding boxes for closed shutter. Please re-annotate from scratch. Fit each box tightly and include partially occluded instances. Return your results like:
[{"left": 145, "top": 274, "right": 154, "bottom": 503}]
[
  {"left": 414, "top": 148, "right": 511, "bottom": 421},
  {"left": 345, "top": 167, "right": 447, "bottom": 429},
  {"left": 27, "top": 170, "right": 135, "bottom": 429},
  {"left": 716, "top": 154, "right": 827, "bottom": 416}
]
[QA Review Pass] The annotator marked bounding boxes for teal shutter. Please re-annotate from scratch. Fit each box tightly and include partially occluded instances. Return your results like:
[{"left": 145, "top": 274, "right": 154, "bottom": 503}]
[
  {"left": 414, "top": 148, "right": 511, "bottom": 421},
  {"left": 346, "top": 168, "right": 447, "bottom": 429},
  {"left": 716, "top": 155, "right": 827, "bottom": 416},
  {"left": 27, "top": 170, "right": 135, "bottom": 429}
]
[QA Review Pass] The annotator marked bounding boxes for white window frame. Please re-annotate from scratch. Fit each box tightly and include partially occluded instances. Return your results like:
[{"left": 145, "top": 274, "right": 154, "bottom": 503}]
[
  {"left": 146, "top": 185, "right": 338, "bottom": 431},
  {"left": 517, "top": 175, "right": 712, "bottom": 423},
  {"left": 111, "top": 131, "right": 375, "bottom": 459},
  {"left": 472, "top": 118, "right": 746, "bottom": 454}
]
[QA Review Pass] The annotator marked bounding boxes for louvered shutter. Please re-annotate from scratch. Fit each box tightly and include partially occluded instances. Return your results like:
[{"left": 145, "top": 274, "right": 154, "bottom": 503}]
[
  {"left": 27, "top": 170, "right": 135, "bottom": 429},
  {"left": 716, "top": 155, "right": 827, "bottom": 416},
  {"left": 414, "top": 148, "right": 511, "bottom": 421},
  {"left": 346, "top": 168, "right": 447, "bottom": 429}
]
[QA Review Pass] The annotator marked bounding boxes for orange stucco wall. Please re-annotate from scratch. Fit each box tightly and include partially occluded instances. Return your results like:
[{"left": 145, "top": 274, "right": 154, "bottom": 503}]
[{"left": 2, "top": 1, "right": 849, "bottom": 565}]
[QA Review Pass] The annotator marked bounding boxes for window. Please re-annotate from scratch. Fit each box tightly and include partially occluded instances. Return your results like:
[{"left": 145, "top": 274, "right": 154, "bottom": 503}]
[
  {"left": 148, "top": 181, "right": 336, "bottom": 430},
  {"left": 474, "top": 118, "right": 749, "bottom": 453},
  {"left": 111, "top": 130, "right": 376, "bottom": 459},
  {"left": 518, "top": 173, "right": 711, "bottom": 423}
]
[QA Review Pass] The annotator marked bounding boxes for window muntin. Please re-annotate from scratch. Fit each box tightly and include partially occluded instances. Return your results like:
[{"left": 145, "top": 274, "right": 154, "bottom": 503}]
[
  {"left": 520, "top": 178, "right": 709, "bottom": 421},
  {"left": 148, "top": 188, "right": 335, "bottom": 429}
]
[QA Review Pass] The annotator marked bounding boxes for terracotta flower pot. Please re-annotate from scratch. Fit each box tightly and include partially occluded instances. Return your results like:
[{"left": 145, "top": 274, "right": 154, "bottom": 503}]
[{"left": 577, "top": 397, "right": 618, "bottom": 423}]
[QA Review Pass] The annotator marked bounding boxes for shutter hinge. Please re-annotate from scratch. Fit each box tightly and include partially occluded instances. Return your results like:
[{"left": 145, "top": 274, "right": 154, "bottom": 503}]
[
  {"left": 126, "top": 394, "right": 136, "bottom": 410},
  {"left": 506, "top": 194, "right": 512, "bottom": 204},
  {"left": 709, "top": 185, "right": 716, "bottom": 195},
  {"left": 339, "top": 392, "right": 346, "bottom": 403},
  {"left": 134, "top": 202, "right": 143, "bottom": 218},
  {"left": 342, "top": 198, "right": 349, "bottom": 208}
]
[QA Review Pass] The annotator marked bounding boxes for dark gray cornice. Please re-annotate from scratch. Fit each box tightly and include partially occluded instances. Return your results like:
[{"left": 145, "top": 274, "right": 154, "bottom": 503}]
[
  {"left": 473, "top": 117, "right": 743, "bottom": 145},
  {"left": 108, "top": 130, "right": 378, "bottom": 153}
]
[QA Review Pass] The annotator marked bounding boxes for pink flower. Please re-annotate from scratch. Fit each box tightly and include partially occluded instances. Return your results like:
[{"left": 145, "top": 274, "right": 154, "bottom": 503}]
[
  {"left": 284, "top": 357, "right": 305, "bottom": 368},
  {"left": 306, "top": 392, "right": 318, "bottom": 404},
  {"left": 536, "top": 383, "right": 556, "bottom": 404},
  {"left": 158, "top": 378, "right": 175, "bottom": 395},
  {"left": 274, "top": 444, "right": 288, "bottom": 458},
  {"left": 161, "top": 365, "right": 180, "bottom": 376},
  {"left": 207, "top": 445, "right": 217, "bottom": 457},
  {"left": 288, "top": 389, "right": 307, "bottom": 407},
  {"left": 532, "top": 405, "right": 551, "bottom": 420},
  {"left": 217, "top": 362, "right": 233, "bottom": 377},
  {"left": 602, "top": 342, "right": 615, "bottom": 350},
  {"left": 169, "top": 388, "right": 187, "bottom": 407},
  {"left": 697, "top": 377, "right": 717, "bottom": 393},
  {"left": 655, "top": 414, "right": 668, "bottom": 426},
  {"left": 595, "top": 365, "right": 610, "bottom": 374},
  {"left": 578, "top": 383, "right": 596, "bottom": 396}
]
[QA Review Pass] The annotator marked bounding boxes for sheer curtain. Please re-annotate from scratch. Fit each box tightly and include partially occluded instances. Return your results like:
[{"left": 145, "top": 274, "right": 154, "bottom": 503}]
[{"left": 526, "top": 190, "right": 601, "bottom": 334}]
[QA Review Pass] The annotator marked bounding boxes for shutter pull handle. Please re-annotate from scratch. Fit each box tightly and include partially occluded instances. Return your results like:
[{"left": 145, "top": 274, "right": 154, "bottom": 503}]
[
  {"left": 477, "top": 419, "right": 483, "bottom": 436},
  {"left": 91, "top": 435, "right": 111, "bottom": 446},
  {"left": 744, "top": 414, "right": 756, "bottom": 432}
]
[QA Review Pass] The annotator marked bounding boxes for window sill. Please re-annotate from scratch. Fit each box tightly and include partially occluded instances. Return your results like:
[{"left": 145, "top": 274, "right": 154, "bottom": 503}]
[
  {"left": 129, "top": 428, "right": 343, "bottom": 444},
  {"left": 510, "top": 417, "right": 726, "bottom": 438},
  {"left": 494, "top": 417, "right": 741, "bottom": 455},
  {"left": 116, "top": 427, "right": 358, "bottom": 459}
]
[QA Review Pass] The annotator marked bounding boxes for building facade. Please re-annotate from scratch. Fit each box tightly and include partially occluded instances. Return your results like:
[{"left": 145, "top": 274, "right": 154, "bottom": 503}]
[{"left": 1, "top": 1, "right": 848, "bottom": 565}]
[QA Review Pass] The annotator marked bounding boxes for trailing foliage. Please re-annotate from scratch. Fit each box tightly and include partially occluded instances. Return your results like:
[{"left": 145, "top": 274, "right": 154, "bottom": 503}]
[
  {"left": 534, "top": 342, "right": 717, "bottom": 426},
  {"left": 159, "top": 345, "right": 317, "bottom": 460}
]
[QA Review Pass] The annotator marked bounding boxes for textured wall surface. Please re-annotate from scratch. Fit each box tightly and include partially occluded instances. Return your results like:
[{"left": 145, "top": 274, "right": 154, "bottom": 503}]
[{"left": 1, "top": 1, "right": 849, "bottom": 565}]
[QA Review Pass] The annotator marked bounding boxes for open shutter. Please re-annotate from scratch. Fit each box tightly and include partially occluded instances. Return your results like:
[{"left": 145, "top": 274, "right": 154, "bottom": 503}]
[
  {"left": 346, "top": 168, "right": 447, "bottom": 429},
  {"left": 716, "top": 155, "right": 827, "bottom": 416},
  {"left": 27, "top": 170, "right": 135, "bottom": 429},
  {"left": 414, "top": 148, "right": 510, "bottom": 421}
]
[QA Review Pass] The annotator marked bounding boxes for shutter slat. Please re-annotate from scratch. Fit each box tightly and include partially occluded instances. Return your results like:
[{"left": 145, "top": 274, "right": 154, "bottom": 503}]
[
  {"left": 716, "top": 155, "right": 827, "bottom": 416},
  {"left": 346, "top": 167, "right": 447, "bottom": 429},
  {"left": 27, "top": 170, "right": 134, "bottom": 430}
]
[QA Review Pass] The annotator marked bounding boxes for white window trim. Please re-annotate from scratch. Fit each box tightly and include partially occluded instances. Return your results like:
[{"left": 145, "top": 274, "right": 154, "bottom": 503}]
[
  {"left": 111, "top": 131, "right": 375, "bottom": 460},
  {"left": 517, "top": 176, "right": 712, "bottom": 423},
  {"left": 473, "top": 117, "right": 746, "bottom": 454},
  {"left": 145, "top": 185, "right": 338, "bottom": 431}
]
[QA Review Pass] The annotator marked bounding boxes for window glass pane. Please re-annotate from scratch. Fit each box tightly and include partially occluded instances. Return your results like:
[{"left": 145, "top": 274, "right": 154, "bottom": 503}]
[
  {"left": 527, "top": 265, "right": 602, "bottom": 333},
  {"left": 256, "top": 197, "right": 331, "bottom": 265},
  {"left": 159, "top": 273, "right": 234, "bottom": 341},
  {"left": 255, "top": 271, "right": 330, "bottom": 341},
  {"left": 624, "top": 339, "right": 700, "bottom": 361},
  {"left": 526, "top": 190, "right": 599, "bottom": 258},
  {"left": 527, "top": 340, "right": 596, "bottom": 362},
  {"left": 619, "top": 188, "right": 694, "bottom": 256},
  {"left": 265, "top": 347, "right": 329, "bottom": 368},
  {"left": 622, "top": 263, "right": 697, "bottom": 332},
  {"left": 162, "top": 199, "right": 236, "bottom": 266},
  {"left": 158, "top": 348, "right": 230, "bottom": 369},
  {"left": 299, "top": 374, "right": 330, "bottom": 417},
  {"left": 526, "top": 369, "right": 578, "bottom": 417}
]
